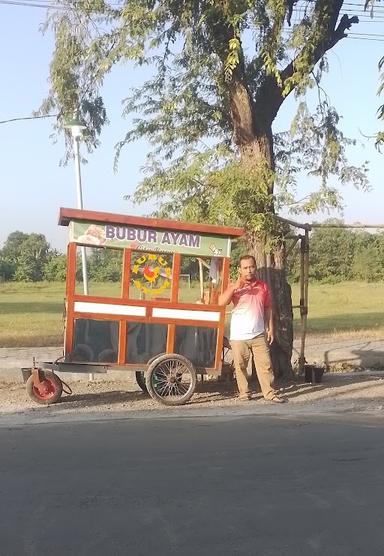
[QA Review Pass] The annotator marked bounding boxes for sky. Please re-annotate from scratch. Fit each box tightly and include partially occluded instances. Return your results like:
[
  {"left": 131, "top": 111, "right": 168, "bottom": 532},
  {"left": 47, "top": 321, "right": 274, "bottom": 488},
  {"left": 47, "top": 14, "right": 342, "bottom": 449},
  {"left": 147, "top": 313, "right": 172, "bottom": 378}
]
[{"left": 1, "top": 1, "right": 384, "bottom": 252}]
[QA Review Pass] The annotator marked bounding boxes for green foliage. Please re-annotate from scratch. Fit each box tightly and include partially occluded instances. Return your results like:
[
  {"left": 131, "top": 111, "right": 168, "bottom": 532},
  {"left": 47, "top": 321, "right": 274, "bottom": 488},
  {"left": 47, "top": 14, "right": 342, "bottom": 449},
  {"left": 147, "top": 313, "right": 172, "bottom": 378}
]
[
  {"left": 42, "top": 0, "right": 370, "bottom": 241},
  {"left": 275, "top": 101, "right": 370, "bottom": 214},
  {"left": 1, "top": 232, "right": 52, "bottom": 282},
  {"left": 286, "top": 221, "right": 384, "bottom": 283},
  {"left": 87, "top": 248, "right": 123, "bottom": 282},
  {"left": 43, "top": 253, "right": 67, "bottom": 281},
  {"left": 309, "top": 223, "right": 356, "bottom": 282}
]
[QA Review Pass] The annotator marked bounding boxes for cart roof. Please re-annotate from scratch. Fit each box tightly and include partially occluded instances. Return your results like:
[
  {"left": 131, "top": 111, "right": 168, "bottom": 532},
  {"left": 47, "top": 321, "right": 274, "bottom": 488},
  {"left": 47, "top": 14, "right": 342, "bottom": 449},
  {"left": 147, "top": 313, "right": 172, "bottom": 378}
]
[
  {"left": 59, "top": 207, "right": 243, "bottom": 257},
  {"left": 59, "top": 207, "right": 244, "bottom": 237}
]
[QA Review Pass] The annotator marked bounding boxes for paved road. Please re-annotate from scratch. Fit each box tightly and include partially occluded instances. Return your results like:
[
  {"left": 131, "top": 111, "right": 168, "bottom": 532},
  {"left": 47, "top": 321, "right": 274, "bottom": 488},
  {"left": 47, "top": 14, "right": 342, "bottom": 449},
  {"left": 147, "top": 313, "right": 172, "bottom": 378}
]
[{"left": 1, "top": 413, "right": 384, "bottom": 555}]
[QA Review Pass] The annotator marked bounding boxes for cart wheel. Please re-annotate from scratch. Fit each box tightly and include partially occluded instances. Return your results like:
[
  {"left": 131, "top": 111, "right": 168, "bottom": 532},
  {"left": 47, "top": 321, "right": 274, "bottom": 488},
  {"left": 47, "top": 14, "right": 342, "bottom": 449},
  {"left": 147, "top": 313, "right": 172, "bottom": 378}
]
[
  {"left": 26, "top": 371, "right": 63, "bottom": 405},
  {"left": 135, "top": 371, "right": 148, "bottom": 394},
  {"left": 135, "top": 354, "right": 166, "bottom": 394},
  {"left": 145, "top": 354, "right": 197, "bottom": 406}
]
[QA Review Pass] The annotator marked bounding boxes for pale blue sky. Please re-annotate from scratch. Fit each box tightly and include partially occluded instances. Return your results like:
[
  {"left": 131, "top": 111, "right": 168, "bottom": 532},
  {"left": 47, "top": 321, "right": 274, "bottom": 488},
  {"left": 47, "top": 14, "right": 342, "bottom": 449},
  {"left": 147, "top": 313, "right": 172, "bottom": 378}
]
[{"left": 1, "top": 2, "right": 384, "bottom": 252}]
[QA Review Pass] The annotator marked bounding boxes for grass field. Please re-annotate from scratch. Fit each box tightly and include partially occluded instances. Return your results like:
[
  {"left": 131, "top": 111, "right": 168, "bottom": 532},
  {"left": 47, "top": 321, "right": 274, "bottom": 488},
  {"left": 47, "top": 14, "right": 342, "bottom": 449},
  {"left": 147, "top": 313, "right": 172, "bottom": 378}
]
[{"left": 1, "top": 281, "right": 384, "bottom": 348}]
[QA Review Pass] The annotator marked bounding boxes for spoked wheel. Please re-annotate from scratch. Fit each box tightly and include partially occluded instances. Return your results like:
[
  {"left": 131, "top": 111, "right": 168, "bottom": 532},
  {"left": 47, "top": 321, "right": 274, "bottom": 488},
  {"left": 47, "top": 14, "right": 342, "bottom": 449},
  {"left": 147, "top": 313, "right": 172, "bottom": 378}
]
[
  {"left": 145, "top": 354, "right": 197, "bottom": 406},
  {"left": 135, "top": 371, "right": 148, "bottom": 394},
  {"left": 26, "top": 371, "right": 63, "bottom": 405}
]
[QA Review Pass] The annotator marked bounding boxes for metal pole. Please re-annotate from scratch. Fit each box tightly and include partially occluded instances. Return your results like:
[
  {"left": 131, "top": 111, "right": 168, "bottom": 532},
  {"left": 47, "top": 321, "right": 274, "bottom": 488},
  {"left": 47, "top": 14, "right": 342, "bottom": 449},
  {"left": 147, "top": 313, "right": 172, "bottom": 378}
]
[
  {"left": 299, "top": 231, "right": 309, "bottom": 376},
  {"left": 298, "top": 236, "right": 305, "bottom": 375},
  {"left": 73, "top": 132, "right": 92, "bottom": 381},
  {"left": 73, "top": 135, "right": 89, "bottom": 296}
]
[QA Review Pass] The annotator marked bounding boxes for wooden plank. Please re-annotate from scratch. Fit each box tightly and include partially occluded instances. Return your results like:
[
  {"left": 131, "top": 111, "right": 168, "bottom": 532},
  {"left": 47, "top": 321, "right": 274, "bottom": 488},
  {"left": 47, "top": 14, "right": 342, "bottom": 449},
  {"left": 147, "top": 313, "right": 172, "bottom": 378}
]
[
  {"left": 59, "top": 207, "right": 244, "bottom": 237},
  {"left": 221, "top": 256, "right": 230, "bottom": 291},
  {"left": 166, "top": 324, "right": 175, "bottom": 354},
  {"left": 64, "top": 242, "right": 76, "bottom": 355},
  {"left": 118, "top": 320, "right": 127, "bottom": 365},
  {"left": 171, "top": 253, "right": 180, "bottom": 303},
  {"left": 71, "top": 294, "right": 224, "bottom": 313},
  {"left": 121, "top": 248, "right": 131, "bottom": 299},
  {"left": 214, "top": 313, "right": 226, "bottom": 373}
]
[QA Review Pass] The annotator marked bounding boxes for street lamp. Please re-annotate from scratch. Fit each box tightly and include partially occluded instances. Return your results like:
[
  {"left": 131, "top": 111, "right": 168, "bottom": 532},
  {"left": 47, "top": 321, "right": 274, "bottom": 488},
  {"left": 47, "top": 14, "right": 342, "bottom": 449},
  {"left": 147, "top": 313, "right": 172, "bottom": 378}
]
[{"left": 64, "top": 116, "right": 89, "bottom": 295}]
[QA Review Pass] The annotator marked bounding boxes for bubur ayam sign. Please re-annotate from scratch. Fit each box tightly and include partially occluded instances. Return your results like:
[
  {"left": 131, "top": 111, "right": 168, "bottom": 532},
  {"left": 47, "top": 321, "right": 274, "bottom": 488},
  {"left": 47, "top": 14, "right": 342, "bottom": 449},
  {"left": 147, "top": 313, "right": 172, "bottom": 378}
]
[{"left": 69, "top": 221, "right": 230, "bottom": 257}]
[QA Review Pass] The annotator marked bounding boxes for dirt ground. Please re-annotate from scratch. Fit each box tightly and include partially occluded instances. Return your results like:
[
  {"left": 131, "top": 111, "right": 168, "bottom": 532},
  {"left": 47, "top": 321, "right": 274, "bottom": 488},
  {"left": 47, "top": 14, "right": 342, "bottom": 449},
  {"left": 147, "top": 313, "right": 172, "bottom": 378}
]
[
  {"left": 1, "top": 331, "right": 384, "bottom": 419},
  {"left": 2, "top": 371, "right": 384, "bottom": 419}
]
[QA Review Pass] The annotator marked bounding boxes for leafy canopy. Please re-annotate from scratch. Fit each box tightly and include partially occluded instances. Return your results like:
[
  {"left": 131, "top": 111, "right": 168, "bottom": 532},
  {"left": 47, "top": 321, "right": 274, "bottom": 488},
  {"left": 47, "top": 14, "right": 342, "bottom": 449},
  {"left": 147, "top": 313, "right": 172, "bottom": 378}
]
[{"left": 42, "top": 1, "right": 372, "bottom": 232}]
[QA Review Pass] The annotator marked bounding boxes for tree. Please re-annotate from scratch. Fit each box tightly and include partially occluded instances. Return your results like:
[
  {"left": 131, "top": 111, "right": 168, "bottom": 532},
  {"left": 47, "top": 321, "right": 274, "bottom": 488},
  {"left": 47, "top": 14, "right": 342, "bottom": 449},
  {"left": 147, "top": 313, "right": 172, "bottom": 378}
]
[
  {"left": 13, "top": 234, "right": 51, "bottom": 282},
  {"left": 309, "top": 222, "right": 356, "bottom": 282},
  {"left": 1, "top": 232, "right": 52, "bottom": 282},
  {"left": 1, "top": 231, "right": 29, "bottom": 278},
  {"left": 43, "top": 1, "right": 374, "bottom": 380},
  {"left": 88, "top": 248, "right": 123, "bottom": 282},
  {"left": 43, "top": 252, "right": 67, "bottom": 281}
]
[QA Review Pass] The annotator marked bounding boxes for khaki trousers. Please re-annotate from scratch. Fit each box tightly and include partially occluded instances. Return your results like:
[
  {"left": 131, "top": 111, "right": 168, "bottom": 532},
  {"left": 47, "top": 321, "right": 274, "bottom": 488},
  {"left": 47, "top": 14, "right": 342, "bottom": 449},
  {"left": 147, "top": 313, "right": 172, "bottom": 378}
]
[{"left": 230, "top": 334, "right": 277, "bottom": 400}]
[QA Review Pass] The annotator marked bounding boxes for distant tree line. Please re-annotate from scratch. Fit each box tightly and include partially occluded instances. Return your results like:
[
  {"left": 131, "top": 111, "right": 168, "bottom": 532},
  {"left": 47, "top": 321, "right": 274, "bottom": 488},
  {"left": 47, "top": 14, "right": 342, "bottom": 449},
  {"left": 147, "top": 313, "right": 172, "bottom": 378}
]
[
  {"left": 1, "top": 221, "right": 384, "bottom": 284},
  {"left": 287, "top": 220, "right": 384, "bottom": 283},
  {"left": 0, "top": 232, "right": 66, "bottom": 282}
]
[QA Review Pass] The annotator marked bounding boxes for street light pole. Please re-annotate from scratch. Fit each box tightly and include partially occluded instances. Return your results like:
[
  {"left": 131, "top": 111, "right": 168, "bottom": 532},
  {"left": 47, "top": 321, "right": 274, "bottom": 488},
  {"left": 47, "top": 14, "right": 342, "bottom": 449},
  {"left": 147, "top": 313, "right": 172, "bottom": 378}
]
[
  {"left": 65, "top": 116, "right": 92, "bottom": 380},
  {"left": 65, "top": 118, "right": 88, "bottom": 295},
  {"left": 72, "top": 133, "right": 89, "bottom": 295}
]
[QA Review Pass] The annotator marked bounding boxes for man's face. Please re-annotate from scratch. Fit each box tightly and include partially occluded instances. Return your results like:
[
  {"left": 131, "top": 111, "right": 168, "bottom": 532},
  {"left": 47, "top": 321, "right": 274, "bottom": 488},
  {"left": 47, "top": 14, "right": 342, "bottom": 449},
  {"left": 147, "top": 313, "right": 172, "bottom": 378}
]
[{"left": 238, "top": 258, "right": 256, "bottom": 282}]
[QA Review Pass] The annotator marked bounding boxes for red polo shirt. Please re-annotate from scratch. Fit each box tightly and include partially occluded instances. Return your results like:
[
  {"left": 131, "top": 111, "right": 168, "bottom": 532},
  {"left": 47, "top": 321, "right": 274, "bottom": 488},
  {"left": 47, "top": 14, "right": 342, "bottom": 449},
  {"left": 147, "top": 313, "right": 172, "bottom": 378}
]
[{"left": 230, "top": 280, "right": 271, "bottom": 341}]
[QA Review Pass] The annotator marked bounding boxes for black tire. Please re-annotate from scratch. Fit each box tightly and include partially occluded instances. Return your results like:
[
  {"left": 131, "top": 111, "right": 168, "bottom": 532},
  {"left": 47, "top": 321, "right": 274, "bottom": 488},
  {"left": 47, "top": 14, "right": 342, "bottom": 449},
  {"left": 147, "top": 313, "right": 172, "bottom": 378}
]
[
  {"left": 26, "top": 371, "right": 63, "bottom": 405},
  {"left": 145, "top": 354, "right": 196, "bottom": 406},
  {"left": 135, "top": 354, "right": 165, "bottom": 394},
  {"left": 135, "top": 371, "right": 148, "bottom": 393}
]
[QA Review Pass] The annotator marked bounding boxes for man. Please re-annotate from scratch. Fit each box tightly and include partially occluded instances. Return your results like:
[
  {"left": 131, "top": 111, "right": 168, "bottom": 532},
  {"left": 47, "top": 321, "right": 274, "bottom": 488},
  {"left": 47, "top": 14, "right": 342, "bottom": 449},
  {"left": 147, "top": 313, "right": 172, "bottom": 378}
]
[{"left": 219, "top": 255, "right": 286, "bottom": 403}]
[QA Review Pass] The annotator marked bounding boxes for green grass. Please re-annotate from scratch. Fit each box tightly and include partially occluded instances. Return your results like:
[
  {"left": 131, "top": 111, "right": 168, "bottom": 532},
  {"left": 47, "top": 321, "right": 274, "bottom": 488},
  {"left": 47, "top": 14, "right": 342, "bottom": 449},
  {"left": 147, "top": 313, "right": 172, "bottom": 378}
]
[
  {"left": 291, "top": 281, "right": 384, "bottom": 335},
  {"left": 1, "top": 280, "right": 384, "bottom": 348},
  {"left": 0, "top": 282, "right": 66, "bottom": 347}
]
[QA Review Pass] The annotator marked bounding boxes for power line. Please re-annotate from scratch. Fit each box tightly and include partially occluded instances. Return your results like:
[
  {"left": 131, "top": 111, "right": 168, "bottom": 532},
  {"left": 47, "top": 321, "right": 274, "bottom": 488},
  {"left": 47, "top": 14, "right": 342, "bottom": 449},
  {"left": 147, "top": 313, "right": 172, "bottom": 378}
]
[
  {"left": 0, "top": 0, "right": 63, "bottom": 7},
  {"left": 0, "top": 114, "right": 58, "bottom": 125},
  {"left": 349, "top": 31, "right": 384, "bottom": 36},
  {"left": 2, "top": 0, "right": 384, "bottom": 43},
  {"left": 348, "top": 35, "right": 384, "bottom": 40}
]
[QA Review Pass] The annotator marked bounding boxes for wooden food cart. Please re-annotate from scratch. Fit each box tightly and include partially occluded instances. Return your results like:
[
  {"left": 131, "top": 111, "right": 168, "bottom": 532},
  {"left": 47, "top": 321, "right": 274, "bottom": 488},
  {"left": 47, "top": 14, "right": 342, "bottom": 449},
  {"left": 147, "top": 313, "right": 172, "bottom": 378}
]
[{"left": 23, "top": 208, "right": 243, "bottom": 406}]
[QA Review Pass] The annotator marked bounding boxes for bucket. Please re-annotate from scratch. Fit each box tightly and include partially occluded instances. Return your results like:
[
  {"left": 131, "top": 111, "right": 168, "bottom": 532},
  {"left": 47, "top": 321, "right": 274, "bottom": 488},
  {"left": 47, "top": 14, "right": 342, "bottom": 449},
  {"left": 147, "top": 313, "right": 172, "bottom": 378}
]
[{"left": 304, "top": 365, "right": 324, "bottom": 384}]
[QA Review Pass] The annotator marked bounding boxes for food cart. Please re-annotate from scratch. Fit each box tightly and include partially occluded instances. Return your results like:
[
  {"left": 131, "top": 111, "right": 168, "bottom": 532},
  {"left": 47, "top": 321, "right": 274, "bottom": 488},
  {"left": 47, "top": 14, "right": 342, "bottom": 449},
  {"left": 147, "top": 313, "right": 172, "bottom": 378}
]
[{"left": 23, "top": 208, "right": 243, "bottom": 406}]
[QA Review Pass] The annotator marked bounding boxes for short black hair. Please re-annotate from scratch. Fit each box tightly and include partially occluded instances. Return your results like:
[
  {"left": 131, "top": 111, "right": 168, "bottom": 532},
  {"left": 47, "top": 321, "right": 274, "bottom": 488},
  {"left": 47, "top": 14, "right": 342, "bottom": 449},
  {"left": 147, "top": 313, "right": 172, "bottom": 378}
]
[{"left": 238, "top": 255, "right": 256, "bottom": 267}]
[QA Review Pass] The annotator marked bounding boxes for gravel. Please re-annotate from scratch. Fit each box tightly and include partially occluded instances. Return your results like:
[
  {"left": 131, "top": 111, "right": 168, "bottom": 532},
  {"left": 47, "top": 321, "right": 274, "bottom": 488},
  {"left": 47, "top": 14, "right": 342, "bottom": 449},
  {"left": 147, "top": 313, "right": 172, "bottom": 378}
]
[
  {"left": 2, "top": 331, "right": 384, "bottom": 423},
  {"left": 2, "top": 371, "right": 384, "bottom": 423}
]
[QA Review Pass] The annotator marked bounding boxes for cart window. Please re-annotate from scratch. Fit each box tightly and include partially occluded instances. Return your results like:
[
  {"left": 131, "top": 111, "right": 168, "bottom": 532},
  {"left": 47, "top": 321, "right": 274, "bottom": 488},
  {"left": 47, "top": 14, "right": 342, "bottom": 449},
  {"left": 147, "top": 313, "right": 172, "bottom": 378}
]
[
  {"left": 174, "top": 326, "right": 217, "bottom": 367},
  {"left": 71, "top": 318, "right": 119, "bottom": 363},
  {"left": 178, "top": 256, "right": 222, "bottom": 305},
  {"left": 74, "top": 246, "right": 123, "bottom": 297},
  {"left": 128, "top": 251, "right": 172, "bottom": 301},
  {"left": 125, "top": 322, "right": 167, "bottom": 363}
]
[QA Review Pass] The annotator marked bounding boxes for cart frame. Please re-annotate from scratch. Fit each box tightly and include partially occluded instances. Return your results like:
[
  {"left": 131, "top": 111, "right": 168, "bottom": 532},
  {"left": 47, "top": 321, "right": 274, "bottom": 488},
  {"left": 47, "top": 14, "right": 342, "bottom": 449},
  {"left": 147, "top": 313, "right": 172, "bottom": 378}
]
[{"left": 24, "top": 207, "right": 243, "bottom": 405}]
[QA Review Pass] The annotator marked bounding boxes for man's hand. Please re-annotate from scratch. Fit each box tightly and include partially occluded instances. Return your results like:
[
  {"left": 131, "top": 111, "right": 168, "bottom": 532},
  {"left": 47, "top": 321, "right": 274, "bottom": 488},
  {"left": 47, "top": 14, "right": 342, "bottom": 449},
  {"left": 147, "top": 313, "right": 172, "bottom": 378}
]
[
  {"left": 232, "top": 276, "right": 244, "bottom": 290},
  {"left": 266, "top": 328, "right": 274, "bottom": 345},
  {"left": 218, "top": 276, "right": 243, "bottom": 306}
]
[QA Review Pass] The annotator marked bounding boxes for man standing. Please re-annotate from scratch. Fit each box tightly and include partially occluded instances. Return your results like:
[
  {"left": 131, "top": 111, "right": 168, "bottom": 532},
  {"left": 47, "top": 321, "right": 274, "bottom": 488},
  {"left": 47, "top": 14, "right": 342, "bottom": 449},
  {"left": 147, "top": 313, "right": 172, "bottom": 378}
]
[{"left": 219, "top": 255, "right": 286, "bottom": 403}]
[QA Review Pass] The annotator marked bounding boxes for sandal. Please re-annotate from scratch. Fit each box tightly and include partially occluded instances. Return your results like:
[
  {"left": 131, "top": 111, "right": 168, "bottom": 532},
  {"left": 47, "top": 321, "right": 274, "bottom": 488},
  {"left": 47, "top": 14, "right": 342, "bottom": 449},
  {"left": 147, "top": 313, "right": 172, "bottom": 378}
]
[{"left": 268, "top": 395, "right": 287, "bottom": 403}]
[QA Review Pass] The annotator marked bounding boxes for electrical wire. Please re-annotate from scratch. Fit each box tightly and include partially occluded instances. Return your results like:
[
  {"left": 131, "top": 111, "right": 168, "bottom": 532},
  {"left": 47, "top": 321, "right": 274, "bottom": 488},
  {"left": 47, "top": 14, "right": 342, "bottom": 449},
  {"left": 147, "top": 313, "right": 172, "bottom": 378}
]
[
  {"left": 1, "top": 0, "right": 384, "bottom": 43},
  {"left": 0, "top": 114, "right": 58, "bottom": 125}
]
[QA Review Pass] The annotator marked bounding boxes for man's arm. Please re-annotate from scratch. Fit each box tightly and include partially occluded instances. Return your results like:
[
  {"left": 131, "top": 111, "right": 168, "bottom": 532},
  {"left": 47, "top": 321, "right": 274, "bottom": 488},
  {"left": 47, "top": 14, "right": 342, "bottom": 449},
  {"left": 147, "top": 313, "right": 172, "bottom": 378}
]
[
  {"left": 264, "top": 305, "right": 274, "bottom": 344},
  {"left": 218, "top": 278, "right": 242, "bottom": 306}
]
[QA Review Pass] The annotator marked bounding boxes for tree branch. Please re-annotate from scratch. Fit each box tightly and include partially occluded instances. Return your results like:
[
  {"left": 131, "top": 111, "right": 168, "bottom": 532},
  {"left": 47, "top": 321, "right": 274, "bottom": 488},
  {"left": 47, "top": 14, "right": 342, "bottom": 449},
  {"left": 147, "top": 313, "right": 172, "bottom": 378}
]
[{"left": 257, "top": 0, "right": 359, "bottom": 125}]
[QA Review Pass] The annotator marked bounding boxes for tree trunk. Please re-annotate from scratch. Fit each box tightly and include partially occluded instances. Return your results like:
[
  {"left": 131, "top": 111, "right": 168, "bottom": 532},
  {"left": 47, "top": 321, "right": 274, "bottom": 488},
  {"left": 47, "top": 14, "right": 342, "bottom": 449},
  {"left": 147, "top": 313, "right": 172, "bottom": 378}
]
[
  {"left": 229, "top": 79, "right": 294, "bottom": 382},
  {"left": 246, "top": 234, "right": 294, "bottom": 383}
]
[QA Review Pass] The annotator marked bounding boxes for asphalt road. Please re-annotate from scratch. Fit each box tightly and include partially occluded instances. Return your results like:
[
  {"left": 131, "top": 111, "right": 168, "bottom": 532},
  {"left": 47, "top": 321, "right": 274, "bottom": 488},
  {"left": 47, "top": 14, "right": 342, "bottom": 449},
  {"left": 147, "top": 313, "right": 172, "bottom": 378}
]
[{"left": 1, "top": 413, "right": 384, "bottom": 556}]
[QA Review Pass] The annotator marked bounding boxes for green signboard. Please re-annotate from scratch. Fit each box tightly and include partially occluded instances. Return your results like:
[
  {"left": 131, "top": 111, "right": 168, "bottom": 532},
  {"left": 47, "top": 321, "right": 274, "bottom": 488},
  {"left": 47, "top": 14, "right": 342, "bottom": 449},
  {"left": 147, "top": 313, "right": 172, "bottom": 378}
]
[{"left": 69, "top": 221, "right": 231, "bottom": 257}]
